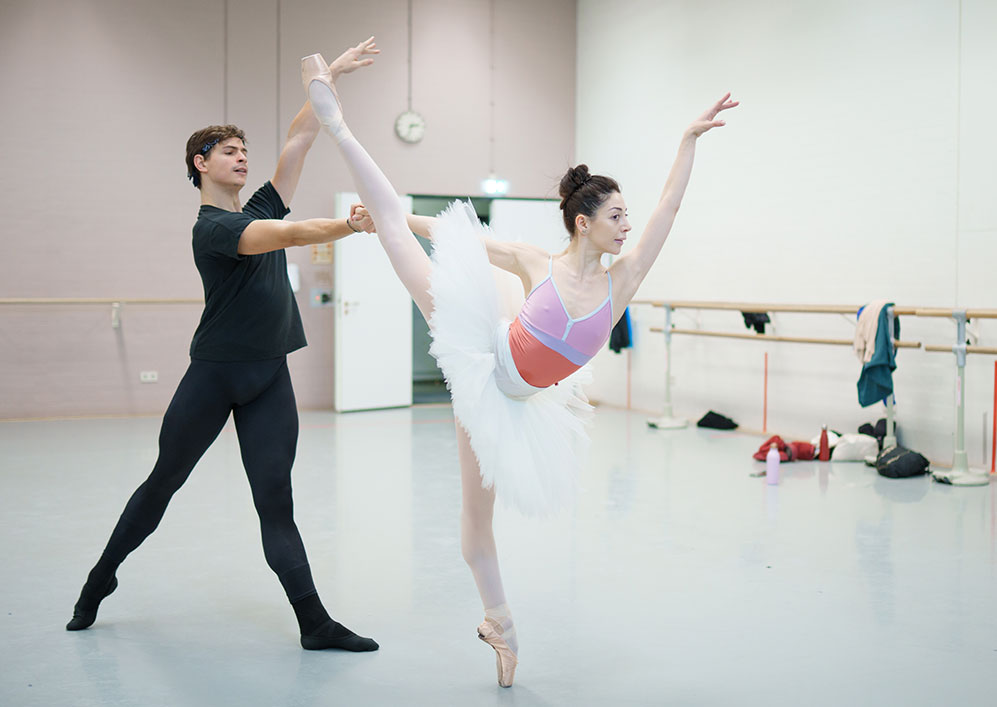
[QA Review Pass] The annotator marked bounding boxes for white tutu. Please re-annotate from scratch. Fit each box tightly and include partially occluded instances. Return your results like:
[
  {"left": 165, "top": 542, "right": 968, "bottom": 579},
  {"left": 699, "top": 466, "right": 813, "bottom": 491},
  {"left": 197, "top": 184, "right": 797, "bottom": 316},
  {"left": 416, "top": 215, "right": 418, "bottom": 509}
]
[{"left": 427, "top": 201, "right": 594, "bottom": 517}]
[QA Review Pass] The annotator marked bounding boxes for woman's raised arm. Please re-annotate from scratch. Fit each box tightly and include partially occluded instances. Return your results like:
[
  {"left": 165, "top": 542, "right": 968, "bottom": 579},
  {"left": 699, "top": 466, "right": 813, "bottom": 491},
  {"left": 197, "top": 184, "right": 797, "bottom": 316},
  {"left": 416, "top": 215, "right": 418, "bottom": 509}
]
[{"left": 611, "top": 93, "right": 738, "bottom": 305}]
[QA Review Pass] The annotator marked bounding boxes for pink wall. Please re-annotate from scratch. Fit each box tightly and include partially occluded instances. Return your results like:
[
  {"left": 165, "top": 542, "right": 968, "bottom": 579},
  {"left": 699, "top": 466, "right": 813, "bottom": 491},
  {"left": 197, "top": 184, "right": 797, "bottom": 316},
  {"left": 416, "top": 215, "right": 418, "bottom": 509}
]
[{"left": 0, "top": 0, "right": 576, "bottom": 418}]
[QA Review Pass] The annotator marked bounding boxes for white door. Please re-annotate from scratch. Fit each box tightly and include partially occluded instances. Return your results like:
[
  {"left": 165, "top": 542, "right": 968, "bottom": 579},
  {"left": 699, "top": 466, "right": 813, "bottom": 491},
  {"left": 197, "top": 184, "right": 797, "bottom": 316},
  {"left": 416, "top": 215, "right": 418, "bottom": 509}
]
[{"left": 333, "top": 192, "right": 413, "bottom": 411}]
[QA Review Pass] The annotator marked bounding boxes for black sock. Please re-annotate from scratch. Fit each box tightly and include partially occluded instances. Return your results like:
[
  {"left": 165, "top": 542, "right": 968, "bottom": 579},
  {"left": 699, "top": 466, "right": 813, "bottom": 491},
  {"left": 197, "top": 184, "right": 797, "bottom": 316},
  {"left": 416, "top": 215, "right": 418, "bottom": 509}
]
[
  {"left": 292, "top": 593, "right": 378, "bottom": 652},
  {"left": 291, "top": 592, "right": 330, "bottom": 633}
]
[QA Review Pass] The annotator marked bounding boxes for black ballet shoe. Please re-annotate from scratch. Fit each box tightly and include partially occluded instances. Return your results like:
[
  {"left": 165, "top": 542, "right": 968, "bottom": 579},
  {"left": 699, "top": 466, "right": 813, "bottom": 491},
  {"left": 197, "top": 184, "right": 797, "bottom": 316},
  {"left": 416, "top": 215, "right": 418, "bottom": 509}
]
[
  {"left": 300, "top": 619, "right": 379, "bottom": 652},
  {"left": 66, "top": 575, "right": 118, "bottom": 631}
]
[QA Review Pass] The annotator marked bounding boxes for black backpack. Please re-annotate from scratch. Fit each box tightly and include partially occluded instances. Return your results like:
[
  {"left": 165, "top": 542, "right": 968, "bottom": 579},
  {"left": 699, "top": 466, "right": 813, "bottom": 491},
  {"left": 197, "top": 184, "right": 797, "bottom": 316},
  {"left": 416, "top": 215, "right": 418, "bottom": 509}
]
[{"left": 876, "top": 446, "right": 929, "bottom": 478}]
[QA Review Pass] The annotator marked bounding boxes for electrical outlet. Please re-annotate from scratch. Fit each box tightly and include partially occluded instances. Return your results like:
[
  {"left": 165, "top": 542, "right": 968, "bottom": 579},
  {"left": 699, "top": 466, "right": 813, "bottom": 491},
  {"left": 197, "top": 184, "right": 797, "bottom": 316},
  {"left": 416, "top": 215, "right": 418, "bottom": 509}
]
[
  {"left": 140, "top": 371, "right": 158, "bottom": 383},
  {"left": 310, "top": 288, "right": 334, "bottom": 307}
]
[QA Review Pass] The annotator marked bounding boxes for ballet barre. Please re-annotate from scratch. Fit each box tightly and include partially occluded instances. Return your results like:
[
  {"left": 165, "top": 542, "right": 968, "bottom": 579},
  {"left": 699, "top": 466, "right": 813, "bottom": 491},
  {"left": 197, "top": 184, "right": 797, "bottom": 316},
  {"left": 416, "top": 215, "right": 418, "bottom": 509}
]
[
  {"left": 648, "top": 325, "right": 917, "bottom": 439},
  {"left": 637, "top": 300, "right": 926, "bottom": 316},
  {"left": 0, "top": 297, "right": 204, "bottom": 329},
  {"left": 913, "top": 308, "right": 997, "bottom": 319},
  {"left": 636, "top": 300, "right": 920, "bottom": 435},
  {"left": 654, "top": 328, "right": 920, "bottom": 349},
  {"left": 0, "top": 298, "right": 203, "bottom": 304},
  {"left": 642, "top": 300, "right": 857, "bottom": 314},
  {"left": 924, "top": 345, "right": 997, "bottom": 355},
  {"left": 637, "top": 301, "right": 997, "bottom": 487}
]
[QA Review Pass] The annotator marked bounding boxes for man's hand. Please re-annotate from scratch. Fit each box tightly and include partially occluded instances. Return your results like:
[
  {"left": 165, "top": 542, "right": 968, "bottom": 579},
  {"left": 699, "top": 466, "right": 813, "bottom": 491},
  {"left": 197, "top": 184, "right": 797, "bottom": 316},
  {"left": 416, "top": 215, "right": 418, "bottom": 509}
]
[
  {"left": 329, "top": 37, "right": 380, "bottom": 79},
  {"left": 349, "top": 204, "right": 376, "bottom": 233}
]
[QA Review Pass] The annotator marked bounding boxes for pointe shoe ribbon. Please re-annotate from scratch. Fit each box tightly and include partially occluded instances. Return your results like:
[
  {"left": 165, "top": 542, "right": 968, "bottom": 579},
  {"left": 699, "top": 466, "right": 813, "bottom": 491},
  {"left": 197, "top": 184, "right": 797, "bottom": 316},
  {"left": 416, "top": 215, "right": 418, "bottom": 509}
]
[
  {"left": 301, "top": 53, "right": 352, "bottom": 142},
  {"left": 477, "top": 618, "right": 518, "bottom": 688}
]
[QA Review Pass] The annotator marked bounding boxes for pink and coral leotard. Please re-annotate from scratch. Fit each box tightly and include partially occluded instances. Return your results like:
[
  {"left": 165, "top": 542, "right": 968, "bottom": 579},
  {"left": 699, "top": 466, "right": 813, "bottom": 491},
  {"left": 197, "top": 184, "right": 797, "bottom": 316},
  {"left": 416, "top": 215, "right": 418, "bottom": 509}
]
[{"left": 508, "top": 258, "right": 613, "bottom": 388}]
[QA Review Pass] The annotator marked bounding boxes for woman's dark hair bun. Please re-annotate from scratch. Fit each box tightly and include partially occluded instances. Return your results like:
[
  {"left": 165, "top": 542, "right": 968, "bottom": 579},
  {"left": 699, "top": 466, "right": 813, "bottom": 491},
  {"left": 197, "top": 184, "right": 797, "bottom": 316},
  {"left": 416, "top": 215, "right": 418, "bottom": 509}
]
[
  {"left": 558, "top": 164, "right": 592, "bottom": 201},
  {"left": 556, "top": 164, "right": 620, "bottom": 236}
]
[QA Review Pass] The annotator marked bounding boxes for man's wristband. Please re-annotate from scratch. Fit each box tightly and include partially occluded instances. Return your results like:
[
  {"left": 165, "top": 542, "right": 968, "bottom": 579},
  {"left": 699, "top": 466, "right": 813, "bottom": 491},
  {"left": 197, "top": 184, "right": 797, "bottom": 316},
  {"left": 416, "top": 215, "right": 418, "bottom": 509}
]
[{"left": 346, "top": 217, "right": 361, "bottom": 233}]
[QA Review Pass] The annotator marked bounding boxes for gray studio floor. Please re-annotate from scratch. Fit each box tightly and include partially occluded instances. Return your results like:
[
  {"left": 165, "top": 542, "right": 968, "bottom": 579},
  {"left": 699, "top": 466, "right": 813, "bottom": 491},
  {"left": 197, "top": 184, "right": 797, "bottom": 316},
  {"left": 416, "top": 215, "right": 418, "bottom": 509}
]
[{"left": 1, "top": 404, "right": 995, "bottom": 707}]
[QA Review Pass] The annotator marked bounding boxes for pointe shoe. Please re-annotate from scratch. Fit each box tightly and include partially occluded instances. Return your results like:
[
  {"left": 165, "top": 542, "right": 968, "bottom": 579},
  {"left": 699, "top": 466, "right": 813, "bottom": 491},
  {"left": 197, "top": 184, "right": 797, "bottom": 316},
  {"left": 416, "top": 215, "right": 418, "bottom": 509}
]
[
  {"left": 301, "top": 54, "right": 351, "bottom": 142},
  {"left": 301, "top": 53, "right": 334, "bottom": 96},
  {"left": 477, "top": 618, "right": 518, "bottom": 688}
]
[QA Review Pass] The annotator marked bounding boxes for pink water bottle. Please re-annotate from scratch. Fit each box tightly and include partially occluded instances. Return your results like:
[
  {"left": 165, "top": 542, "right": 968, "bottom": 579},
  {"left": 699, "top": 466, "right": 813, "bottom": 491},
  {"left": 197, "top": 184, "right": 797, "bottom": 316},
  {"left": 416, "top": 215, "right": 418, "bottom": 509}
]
[{"left": 766, "top": 443, "right": 780, "bottom": 485}]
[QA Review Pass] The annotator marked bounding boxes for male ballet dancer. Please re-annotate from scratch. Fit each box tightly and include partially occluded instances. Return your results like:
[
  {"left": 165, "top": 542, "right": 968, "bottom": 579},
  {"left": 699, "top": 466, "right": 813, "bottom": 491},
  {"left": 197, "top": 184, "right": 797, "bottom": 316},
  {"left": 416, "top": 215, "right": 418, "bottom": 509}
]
[{"left": 66, "top": 39, "right": 380, "bottom": 652}]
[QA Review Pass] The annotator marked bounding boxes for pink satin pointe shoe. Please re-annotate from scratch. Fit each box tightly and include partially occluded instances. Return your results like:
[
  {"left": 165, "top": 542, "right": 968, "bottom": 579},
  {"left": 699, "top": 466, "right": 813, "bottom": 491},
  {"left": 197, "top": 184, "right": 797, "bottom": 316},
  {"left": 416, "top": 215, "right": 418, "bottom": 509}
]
[
  {"left": 301, "top": 53, "right": 351, "bottom": 142},
  {"left": 477, "top": 618, "right": 518, "bottom": 688},
  {"left": 301, "top": 53, "right": 334, "bottom": 96}
]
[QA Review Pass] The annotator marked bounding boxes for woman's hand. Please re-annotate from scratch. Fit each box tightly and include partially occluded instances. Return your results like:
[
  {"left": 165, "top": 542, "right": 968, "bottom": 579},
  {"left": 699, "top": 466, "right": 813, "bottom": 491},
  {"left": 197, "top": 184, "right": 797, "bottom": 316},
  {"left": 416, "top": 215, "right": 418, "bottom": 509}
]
[
  {"left": 686, "top": 92, "right": 739, "bottom": 137},
  {"left": 329, "top": 37, "right": 380, "bottom": 79},
  {"left": 349, "top": 204, "right": 376, "bottom": 233}
]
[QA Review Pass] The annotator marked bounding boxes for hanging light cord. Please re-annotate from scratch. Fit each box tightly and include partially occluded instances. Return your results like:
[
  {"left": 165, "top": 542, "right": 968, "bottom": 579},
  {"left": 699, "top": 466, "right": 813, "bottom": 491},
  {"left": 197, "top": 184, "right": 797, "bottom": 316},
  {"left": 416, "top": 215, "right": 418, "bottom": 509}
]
[
  {"left": 407, "top": 0, "right": 413, "bottom": 113},
  {"left": 488, "top": 0, "right": 495, "bottom": 174}
]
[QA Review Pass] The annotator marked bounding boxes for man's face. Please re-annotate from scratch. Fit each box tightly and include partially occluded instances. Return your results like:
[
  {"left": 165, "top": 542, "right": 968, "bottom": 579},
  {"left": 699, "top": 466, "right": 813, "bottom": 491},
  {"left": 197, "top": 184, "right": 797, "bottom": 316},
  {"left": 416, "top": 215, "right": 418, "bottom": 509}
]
[{"left": 199, "top": 137, "right": 247, "bottom": 189}]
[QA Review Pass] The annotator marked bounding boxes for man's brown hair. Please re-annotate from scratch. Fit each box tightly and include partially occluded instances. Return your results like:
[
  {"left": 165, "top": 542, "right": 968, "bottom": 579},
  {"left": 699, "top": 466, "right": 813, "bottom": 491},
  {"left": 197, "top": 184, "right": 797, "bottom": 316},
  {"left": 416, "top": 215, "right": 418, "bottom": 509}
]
[{"left": 185, "top": 125, "right": 246, "bottom": 189}]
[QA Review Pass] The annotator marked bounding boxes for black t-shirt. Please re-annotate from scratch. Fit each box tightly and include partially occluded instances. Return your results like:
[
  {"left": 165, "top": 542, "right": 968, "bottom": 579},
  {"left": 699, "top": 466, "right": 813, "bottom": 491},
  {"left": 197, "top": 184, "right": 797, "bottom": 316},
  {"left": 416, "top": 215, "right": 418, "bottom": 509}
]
[{"left": 189, "top": 181, "right": 306, "bottom": 361}]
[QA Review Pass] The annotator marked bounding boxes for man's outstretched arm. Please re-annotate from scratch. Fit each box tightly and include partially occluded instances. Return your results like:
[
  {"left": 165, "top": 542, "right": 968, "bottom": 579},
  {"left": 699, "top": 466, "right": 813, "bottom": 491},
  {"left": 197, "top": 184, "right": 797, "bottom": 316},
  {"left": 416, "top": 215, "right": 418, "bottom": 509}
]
[{"left": 238, "top": 212, "right": 363, "bottom": 255}]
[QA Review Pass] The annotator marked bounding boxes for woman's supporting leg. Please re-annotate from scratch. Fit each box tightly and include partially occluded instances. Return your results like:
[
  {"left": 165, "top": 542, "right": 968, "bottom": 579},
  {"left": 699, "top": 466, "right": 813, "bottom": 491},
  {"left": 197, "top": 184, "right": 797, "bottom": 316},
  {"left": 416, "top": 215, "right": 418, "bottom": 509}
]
[
  {"left": 233, "top": 361, "right": 377, "bottom": 652},
  {"left": 456, "top": 421, "right": 518, "bottom": 655},
  {"left": 457, "top": 420, "right": 519, "bottom": 686},
  {"left": 306, "top": 76, "right": 434, "bottom": 320}
]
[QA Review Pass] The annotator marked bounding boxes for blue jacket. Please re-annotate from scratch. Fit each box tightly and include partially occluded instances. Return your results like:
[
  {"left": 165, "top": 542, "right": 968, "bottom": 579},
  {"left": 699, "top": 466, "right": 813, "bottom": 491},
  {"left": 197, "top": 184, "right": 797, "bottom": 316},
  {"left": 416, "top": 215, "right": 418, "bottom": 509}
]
[{"left": 857, "top": 303, "right": 897, "bottom": 407}]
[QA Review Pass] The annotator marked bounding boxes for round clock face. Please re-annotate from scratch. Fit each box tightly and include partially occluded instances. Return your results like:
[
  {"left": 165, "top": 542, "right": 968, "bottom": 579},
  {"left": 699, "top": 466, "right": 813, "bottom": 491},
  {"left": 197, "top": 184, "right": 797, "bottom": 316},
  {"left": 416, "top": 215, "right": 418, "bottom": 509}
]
[{"left": 395, "top": 110, "right": 425, "bottom": 143}]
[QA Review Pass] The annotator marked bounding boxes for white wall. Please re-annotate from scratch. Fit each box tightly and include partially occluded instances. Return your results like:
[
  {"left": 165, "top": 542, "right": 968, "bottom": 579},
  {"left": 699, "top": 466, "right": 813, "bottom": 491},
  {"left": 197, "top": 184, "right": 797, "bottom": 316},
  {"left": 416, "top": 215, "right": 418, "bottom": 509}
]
[
  {"left": 0, "top": 0, "right": 576, "bottom": 418},
  {"left": 578, "top": 0, "right": 997, "bottom": 466}
]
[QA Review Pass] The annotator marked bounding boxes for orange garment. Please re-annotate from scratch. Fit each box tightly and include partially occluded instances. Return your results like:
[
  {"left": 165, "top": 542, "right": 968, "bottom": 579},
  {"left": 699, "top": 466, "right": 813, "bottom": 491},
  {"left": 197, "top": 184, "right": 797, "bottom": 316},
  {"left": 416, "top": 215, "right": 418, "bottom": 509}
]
[{"left": 507, "top": 317, "right": 581, "bottom": 388}]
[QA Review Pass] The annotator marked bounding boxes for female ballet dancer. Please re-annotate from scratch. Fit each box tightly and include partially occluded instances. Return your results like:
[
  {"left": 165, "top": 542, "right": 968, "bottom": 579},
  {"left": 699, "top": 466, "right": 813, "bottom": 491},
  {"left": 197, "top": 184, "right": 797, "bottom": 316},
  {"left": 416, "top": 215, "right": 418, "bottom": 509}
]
[{"left": 301, "top": 46, "right": 737, "bottom": 685}]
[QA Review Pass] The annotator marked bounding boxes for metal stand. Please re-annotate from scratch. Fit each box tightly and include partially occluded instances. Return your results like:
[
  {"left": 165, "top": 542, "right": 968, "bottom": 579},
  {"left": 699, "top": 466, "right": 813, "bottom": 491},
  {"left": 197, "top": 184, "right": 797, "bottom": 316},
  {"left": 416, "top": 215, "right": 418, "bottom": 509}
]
[
  {"left": 931, "top": 311, "right": 991, "bottom": 486},
  {"left": 883, "top": 394, "right": 897, "bottom": 450},
  {"left": 648, "top": 304, "right": 688, "bottom": 429},
  {"left": 882, "top": 307, "right": 898, "bottom": 450}
]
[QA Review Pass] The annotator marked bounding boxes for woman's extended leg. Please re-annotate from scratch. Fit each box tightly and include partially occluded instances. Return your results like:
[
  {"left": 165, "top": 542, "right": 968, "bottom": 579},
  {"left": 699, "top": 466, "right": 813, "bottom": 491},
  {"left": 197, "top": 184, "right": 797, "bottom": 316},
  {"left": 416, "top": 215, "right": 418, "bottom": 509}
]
[
  {"left": 456, "top": 420, "right": 518, "bottom": 686},
  {"left": 304, "top": 62, "right": 434, "bottom": 320}
]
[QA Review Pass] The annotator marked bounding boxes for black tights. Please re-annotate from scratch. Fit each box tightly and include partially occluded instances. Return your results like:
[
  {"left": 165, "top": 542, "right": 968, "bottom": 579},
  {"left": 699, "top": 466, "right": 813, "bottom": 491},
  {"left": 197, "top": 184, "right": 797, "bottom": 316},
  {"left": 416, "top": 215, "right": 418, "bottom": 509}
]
[{"left": 90, "top": 356, "right": 316, "bottom": 602}]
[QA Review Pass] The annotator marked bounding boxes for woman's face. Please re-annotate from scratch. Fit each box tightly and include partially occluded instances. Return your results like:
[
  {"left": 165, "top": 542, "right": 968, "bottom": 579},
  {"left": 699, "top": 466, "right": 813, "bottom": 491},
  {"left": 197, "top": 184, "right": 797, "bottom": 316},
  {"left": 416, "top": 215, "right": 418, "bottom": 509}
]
[{"left": 582, "top": 192, "right": 631, "bottom": 254}]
